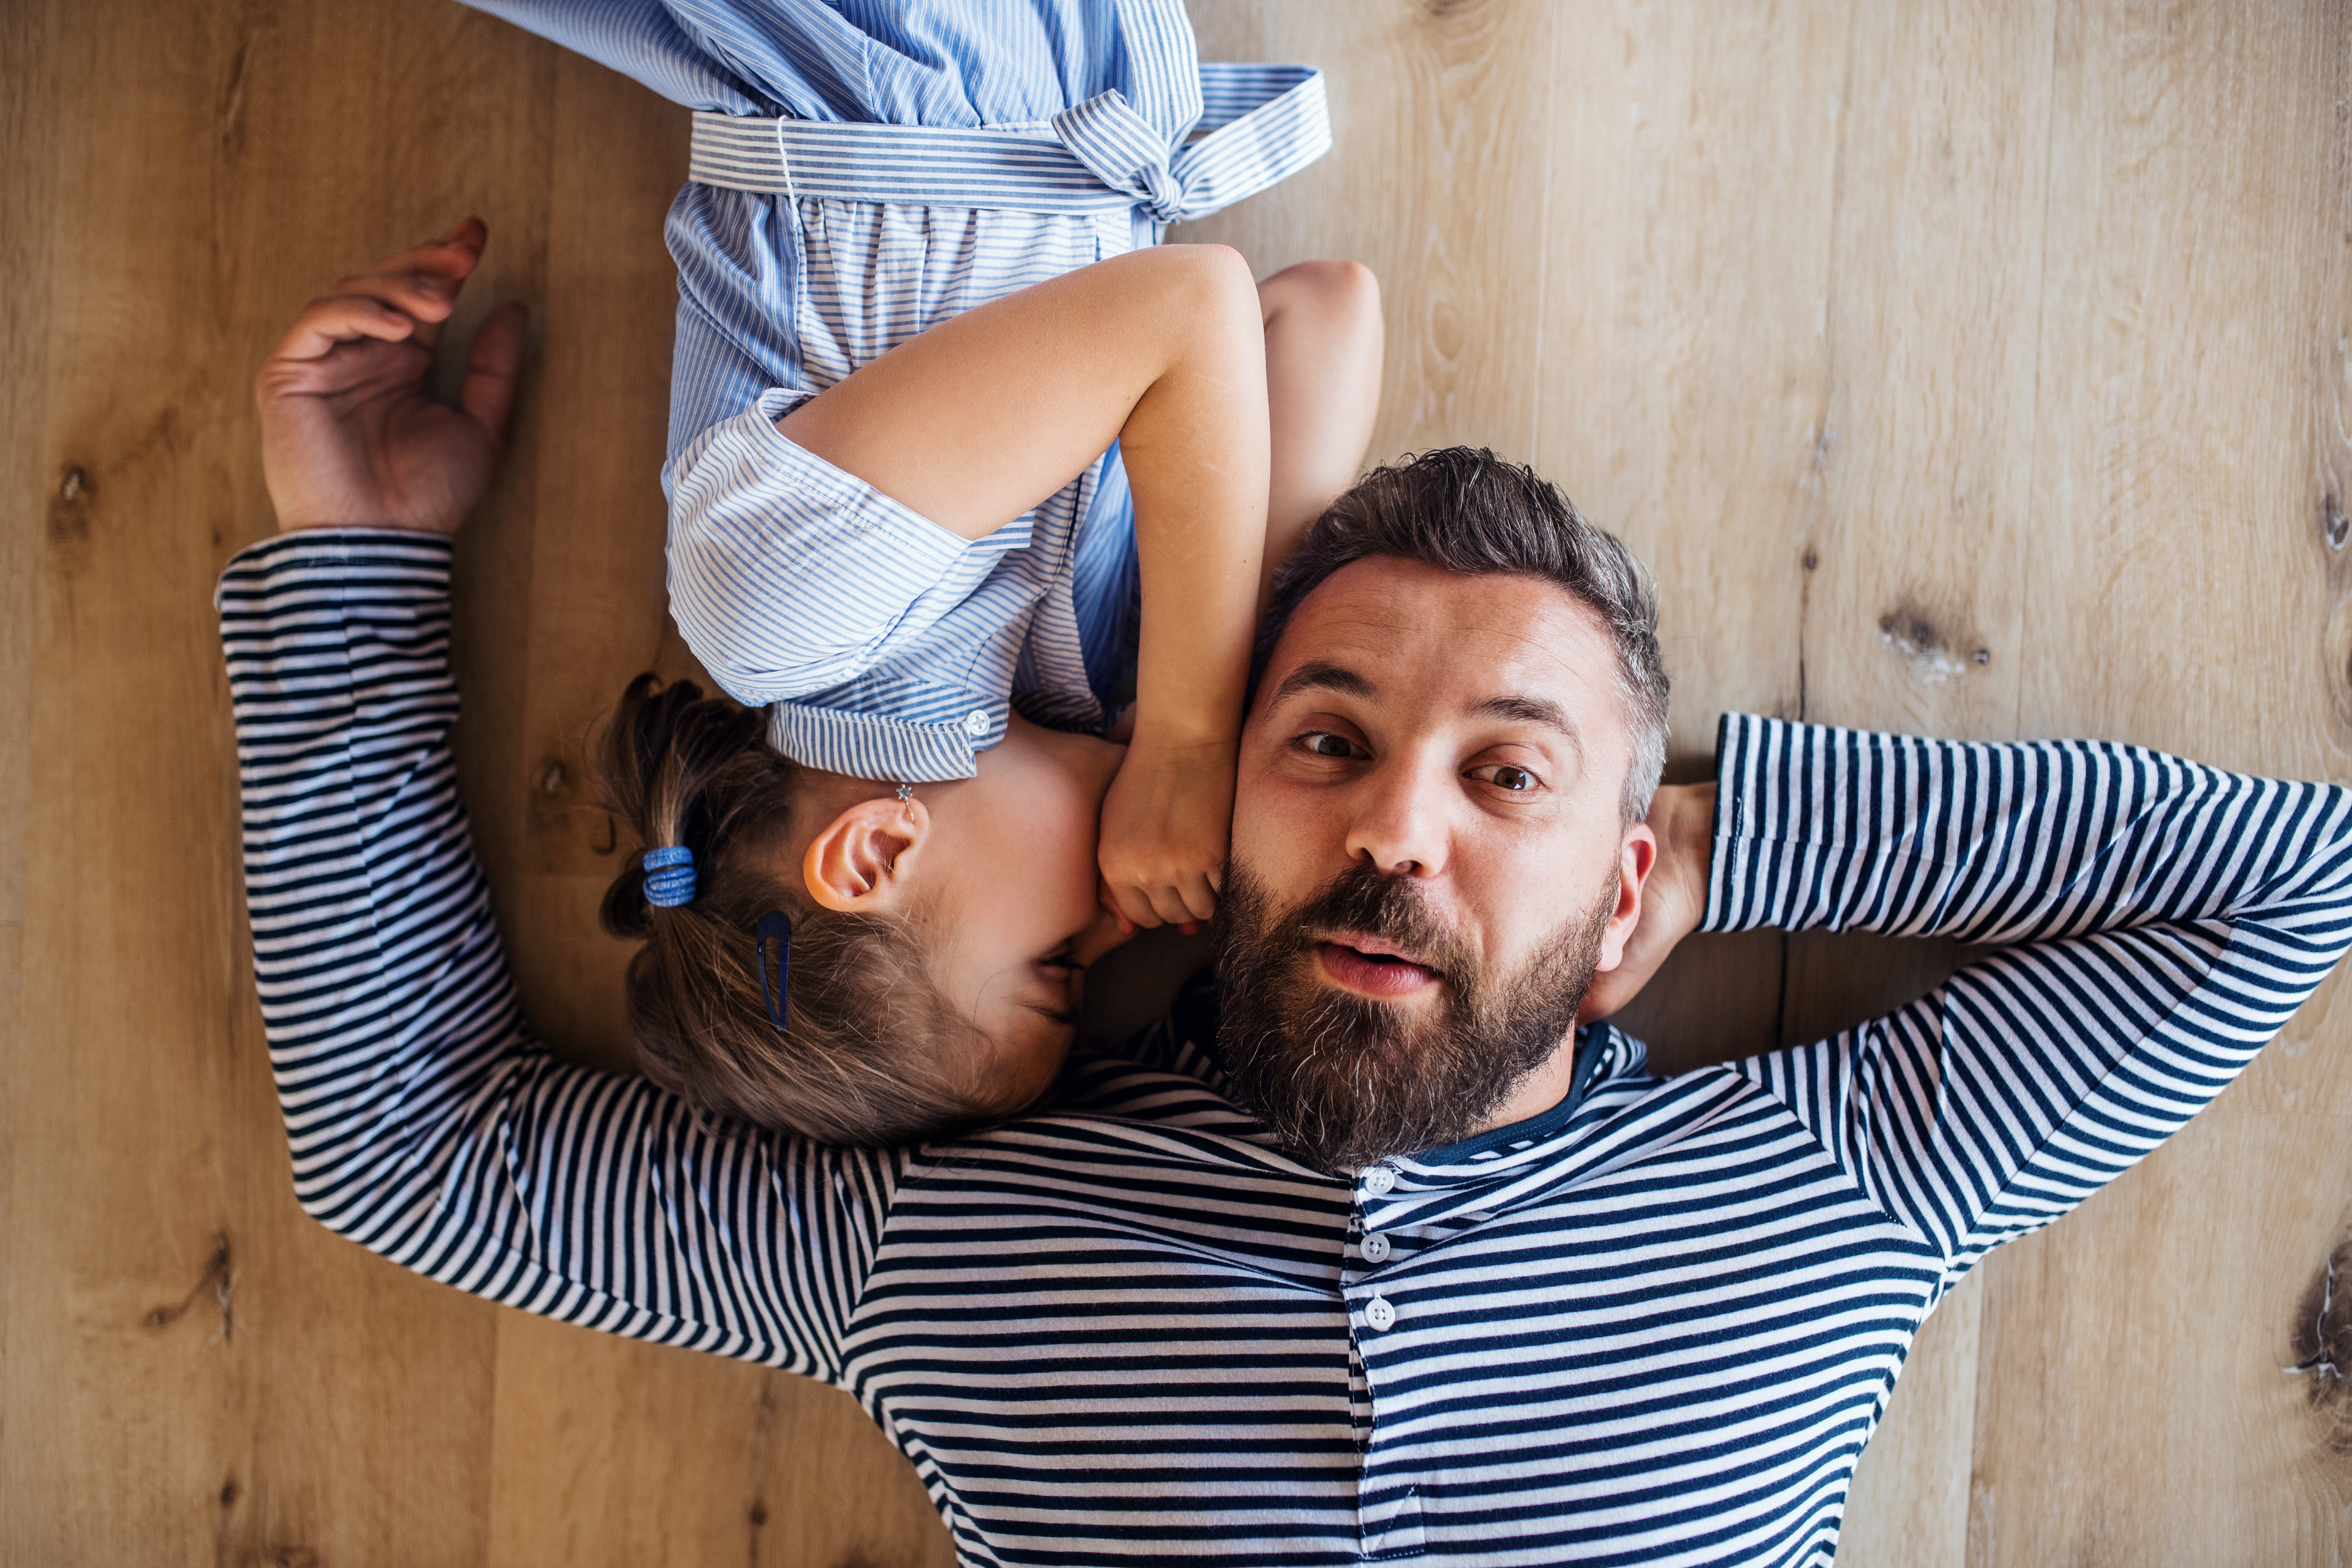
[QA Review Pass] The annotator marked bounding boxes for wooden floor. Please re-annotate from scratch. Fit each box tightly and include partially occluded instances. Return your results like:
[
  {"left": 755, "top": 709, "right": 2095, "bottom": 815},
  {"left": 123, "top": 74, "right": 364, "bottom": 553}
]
[{"left": 5, "top": 0, "right": 2352, "bottom": 1562}]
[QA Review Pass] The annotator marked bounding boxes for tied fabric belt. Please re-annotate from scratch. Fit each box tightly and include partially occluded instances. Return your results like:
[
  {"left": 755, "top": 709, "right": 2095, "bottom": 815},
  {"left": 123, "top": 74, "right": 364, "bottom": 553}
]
[{"left": 687, "top": 64, "right": 1329, "bottom": 225}]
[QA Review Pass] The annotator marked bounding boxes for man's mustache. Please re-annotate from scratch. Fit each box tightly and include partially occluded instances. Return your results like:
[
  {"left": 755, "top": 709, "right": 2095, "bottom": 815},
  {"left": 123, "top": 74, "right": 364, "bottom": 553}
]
[{"left": 1256, "top": 860, "right": 1479, "bottom": 999}]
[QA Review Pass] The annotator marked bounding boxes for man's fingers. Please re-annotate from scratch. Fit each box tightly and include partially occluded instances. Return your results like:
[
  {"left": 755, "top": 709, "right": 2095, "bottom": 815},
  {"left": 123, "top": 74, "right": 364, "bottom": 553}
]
[
  {"left": 325, "top": 220, "right": 492, "bottom": 340},
  {"left": 354, "top": 218, "right": 487, "bottom": 293},
  {"left": 267, "top": 295, "right": 420, "bottom": 367},
  {"left": 321, "top": 267, "right": 461, "bottom": 328},
  {"left": 460, "top": 300, "right": 528, "bottom": 447}
]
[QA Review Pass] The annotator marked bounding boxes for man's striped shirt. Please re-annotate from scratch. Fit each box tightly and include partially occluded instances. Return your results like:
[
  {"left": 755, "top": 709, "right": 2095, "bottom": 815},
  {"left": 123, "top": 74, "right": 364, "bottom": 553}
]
[
  {"left": 220, "top": 533, "right": 2352, "bottom": 1566},
  {"left": 462, "top": 0, "right": 1330, "bottom": 779}
]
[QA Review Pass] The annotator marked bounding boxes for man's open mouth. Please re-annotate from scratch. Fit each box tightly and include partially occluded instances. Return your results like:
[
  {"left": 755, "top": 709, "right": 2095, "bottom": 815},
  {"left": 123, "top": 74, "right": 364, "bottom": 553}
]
[{"left": 1314, "top": 936, "right": 1441, "bottom": 999}]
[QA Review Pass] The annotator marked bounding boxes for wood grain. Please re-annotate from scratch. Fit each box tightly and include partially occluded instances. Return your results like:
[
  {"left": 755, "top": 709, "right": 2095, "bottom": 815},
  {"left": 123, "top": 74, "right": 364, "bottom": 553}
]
[
  {"left": 9, "top": 0, "right": 2352, "bottom": 1561},
  {"left": 0, "top": 0, "right": 57, "bottom": 1520},
  {"left": 1967, "top": 3, "right": 2352, "bottom": 1562},
  {"left": 0, "top": 0, "right": 945, "bottom": 1562}
]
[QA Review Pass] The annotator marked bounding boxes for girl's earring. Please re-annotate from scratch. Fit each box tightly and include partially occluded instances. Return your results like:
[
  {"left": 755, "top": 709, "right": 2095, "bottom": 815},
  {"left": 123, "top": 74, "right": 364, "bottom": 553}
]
[{"left": 889, "top": 783, "right": 915, "bottom": 872}]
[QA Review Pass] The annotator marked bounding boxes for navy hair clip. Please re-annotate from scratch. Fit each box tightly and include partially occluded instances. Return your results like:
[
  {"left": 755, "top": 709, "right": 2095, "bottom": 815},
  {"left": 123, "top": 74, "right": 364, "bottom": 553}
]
[
  {"left": 754, "top": 910, "right": 792, "bottom": 1032},
  {"left": 642, "top": 845, "right": 696, "bottom": 907}
]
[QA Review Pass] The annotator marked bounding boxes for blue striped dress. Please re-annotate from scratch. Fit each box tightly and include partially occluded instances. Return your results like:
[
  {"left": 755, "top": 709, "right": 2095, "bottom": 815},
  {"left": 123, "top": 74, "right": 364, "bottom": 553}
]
[
  {"left": 219, "top": 531, "right": 2352, "bottom": 1565},
  {"left": 462, "top": 0, "right": 1331, "bottom": 780}
]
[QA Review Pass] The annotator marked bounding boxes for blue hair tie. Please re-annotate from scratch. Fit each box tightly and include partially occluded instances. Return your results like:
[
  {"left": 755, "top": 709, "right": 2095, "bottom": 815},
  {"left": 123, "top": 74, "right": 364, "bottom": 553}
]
[
  {"left": 755, "top": 911, "right": 792, "bottom": 1032},
  {"left": 642, "top": 845, "right": 696, "bottom": 907}
]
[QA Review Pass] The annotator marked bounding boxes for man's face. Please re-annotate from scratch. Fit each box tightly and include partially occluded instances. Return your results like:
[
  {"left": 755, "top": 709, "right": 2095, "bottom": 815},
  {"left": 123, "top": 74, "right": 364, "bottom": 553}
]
[{"left": 1221, "top": 557, "right": 1654, "bottom": 1171}]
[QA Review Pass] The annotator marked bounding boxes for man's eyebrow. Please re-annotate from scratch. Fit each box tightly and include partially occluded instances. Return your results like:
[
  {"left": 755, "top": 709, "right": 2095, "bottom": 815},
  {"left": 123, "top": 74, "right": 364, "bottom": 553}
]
[
  {"left": 1473, "top": 694, "right": 1584, "bottom": 752},
  {"left": 1269, "top": 659, "right": 1376, "bottom": 706}
]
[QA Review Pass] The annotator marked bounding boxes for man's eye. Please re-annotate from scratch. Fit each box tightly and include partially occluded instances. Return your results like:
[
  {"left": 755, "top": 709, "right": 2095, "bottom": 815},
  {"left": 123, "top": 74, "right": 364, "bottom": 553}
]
[
  {"left": 1301, "top": 732, "right": 1360, "bottom": 759},
  {"left": 1470, "top": 763, "right": 1541, "bottom": 793}
]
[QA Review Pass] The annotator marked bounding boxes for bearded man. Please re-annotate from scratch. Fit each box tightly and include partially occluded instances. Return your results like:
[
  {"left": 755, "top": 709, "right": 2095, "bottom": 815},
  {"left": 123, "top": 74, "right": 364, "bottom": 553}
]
[
  {"left": 1212, "top": 448, "right": 1682, "bottom": 1174},
  {"left": 225, "top": 235, "right": 2352, "bottom": 1566}
]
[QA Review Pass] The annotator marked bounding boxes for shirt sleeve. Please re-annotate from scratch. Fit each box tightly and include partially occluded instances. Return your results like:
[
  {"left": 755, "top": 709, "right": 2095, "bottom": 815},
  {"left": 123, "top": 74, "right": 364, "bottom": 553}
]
[
  {"left": 218, "top": 530, "right": 901, "bottom": 1375},
  {"left": 1703, "top": 713, "right": 2352, "bottom": 1274}
]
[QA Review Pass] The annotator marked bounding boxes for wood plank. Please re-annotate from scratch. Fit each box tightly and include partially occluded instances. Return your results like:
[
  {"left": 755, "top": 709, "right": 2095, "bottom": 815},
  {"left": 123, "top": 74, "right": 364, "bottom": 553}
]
[
  {"left": 1, "top": 1, "right": 556, "bottom": 1560},
  {"left": 1524, "top": 0, "right": 1854, "bottom": 1069},
  {"left": 1778, "top": 3, "right": 2057, "bottom": 1559},
  {"left": 486, "top": 1314, "right": 956, "bottom": 1568},
  {"left": 0, "top": 0, "right": 52, "bottom": 936},
  {"left": 1798, "top": 0, "right": 2053, "bottom": 746},
  {"left": 1974, "top": 0, "right": 2352, "bottom": 1561},
  {"left": 502, "top": 44, "right": 693, "bottom": 1069},
  {"left": 1970, "top": 1102, "right": 2352, "bottom": 1565},
  {"left": 1518, "top": 0, "right": 1846, "bottom": 770},
  {"left": 0, "top": 0, "right": 57, "bottom": 1520},
  {"left": 211, "top": 4, "right": 566, "bottom": 1560},
  {"left": 1186, "top": 0, "right": 1570, "bottom": 471}
]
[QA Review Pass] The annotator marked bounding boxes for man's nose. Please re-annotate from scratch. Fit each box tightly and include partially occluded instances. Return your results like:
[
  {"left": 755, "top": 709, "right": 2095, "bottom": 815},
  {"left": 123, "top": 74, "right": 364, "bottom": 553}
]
[{"left": 1344, "top": 757, "right": 1449, "bottom": 878}]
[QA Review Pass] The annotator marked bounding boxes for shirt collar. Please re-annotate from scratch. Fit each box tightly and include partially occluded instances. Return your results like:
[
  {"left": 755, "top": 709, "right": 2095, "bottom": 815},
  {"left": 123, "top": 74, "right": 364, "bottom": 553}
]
[
  {"left": 1173, "top": 969, "right": 1644, "bottom": 1187},
  {"left": 1411, "top": 1025, "right": 1614, "bottom": 1166}
]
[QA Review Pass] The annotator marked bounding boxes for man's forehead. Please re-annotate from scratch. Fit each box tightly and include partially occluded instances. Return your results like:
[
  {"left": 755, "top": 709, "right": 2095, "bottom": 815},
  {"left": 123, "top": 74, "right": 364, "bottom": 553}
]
[{"left": 1264, "top": 557, "right": 1617, "bottom": 705}]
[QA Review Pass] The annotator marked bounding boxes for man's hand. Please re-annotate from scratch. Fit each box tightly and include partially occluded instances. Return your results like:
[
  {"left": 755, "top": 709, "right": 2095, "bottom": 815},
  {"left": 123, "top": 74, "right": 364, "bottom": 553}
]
[
  {"left": 256, "top": 218, "right": 526, "bottom": 535},
  {"left": 1579, "top": 783, "right": 1716, "bottom": 1023}
]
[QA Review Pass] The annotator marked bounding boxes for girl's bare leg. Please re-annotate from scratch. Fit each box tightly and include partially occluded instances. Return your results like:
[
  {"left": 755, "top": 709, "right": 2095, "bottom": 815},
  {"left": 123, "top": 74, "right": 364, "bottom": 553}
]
[{"left": 1258, "top": 259, "right": 1385, "bottom": 596}]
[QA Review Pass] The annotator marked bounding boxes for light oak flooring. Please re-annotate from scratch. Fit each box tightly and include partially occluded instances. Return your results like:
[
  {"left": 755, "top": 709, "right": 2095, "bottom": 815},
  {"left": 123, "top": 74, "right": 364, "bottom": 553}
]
[{"left": 5, "top": 1, "right": 2352, "bottom": 1563}]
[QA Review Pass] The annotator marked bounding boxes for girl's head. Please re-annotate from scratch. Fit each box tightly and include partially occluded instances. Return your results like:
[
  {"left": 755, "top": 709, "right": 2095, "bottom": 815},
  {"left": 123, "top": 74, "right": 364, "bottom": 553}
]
[{"left": 596, "top": 675, "right": 1127, "bottom": 1144}]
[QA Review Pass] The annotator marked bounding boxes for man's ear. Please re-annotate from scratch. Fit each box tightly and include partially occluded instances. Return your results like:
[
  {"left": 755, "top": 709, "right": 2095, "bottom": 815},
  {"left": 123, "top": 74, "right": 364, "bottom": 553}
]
[
  {"left": 803, "top": 796, "right": 927, "bottom": 913},
  {"left": 1595, "top": 822, "right": 1658, "bottom": 975}
]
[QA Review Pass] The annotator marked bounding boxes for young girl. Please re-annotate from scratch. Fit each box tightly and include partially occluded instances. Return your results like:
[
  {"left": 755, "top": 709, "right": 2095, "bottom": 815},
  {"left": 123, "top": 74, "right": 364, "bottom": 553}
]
[{"left": 464, "top": 0, "right": 1385, "bottom": 1140}]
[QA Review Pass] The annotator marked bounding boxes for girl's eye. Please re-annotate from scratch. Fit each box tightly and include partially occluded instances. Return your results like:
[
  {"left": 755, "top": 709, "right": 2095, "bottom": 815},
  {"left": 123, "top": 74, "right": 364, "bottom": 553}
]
[
  {"left": 1470, "top": 763, "right": 1541, "bottom": 793},
  {"left": 1301, "top": 732, "right": 1361, "bottom": 759}
]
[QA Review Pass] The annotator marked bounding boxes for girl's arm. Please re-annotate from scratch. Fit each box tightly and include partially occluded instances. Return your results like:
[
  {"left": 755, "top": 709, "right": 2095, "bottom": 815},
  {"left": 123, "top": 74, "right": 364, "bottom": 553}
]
[{"left": 774, "top": 245, "right": 1277, "bottom": 930}]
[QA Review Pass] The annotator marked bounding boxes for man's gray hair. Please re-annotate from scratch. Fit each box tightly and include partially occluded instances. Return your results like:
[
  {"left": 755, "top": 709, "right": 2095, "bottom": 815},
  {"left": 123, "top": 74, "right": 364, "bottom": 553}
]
[{"left": 1253, "top": 447, "right": 1669, "bottom": 821}]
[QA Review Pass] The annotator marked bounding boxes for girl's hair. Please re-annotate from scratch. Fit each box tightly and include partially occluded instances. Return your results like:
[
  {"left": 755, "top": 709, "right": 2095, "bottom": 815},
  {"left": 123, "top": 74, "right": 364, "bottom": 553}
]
[{"left": 594, "top": 674, "right": 992, "bottom": 1144}]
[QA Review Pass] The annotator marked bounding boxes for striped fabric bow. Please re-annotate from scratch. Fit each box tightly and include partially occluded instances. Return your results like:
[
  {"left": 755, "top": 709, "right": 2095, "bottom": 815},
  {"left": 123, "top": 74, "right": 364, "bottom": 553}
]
[{"left": 1047, "top": 68, "right": 1329, "bottom": 226}]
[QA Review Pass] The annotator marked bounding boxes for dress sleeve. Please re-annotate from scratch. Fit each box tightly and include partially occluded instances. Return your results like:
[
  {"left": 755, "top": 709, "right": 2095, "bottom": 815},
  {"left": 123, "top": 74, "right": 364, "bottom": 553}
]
[
  {"left": 218, "top": 530, "right": 901, "bottom": 1374},
  {"left": 455, "top": 0, "right": 768, "bottom": 112},
  {"left": 1704, "top": 713, "right": 2352, "bottom": 1274},
  {"left": 664, "top": 390, "right": 1034, "bottom": 708}
]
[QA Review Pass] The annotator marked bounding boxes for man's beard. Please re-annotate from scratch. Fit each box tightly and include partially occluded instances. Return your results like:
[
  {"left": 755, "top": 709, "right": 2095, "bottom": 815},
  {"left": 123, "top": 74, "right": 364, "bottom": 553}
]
[{"left": 1213, "top": 859, "right": 1616, "bottom": 1175}]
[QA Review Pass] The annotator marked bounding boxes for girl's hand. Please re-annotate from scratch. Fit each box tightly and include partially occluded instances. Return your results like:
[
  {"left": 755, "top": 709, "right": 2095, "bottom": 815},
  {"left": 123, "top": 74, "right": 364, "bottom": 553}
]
[
  {"left": 256, "top": 218, "right": 526, "bottom": 536},
  {"left": 1096, "top": 735, "right": 1237, "bottom": 933}
]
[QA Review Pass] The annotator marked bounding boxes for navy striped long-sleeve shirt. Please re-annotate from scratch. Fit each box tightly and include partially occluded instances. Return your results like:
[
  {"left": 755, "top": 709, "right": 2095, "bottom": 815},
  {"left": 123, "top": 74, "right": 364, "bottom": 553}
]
[{"left": 220, "top": 531, "right": 2352, "bottom": 1566}]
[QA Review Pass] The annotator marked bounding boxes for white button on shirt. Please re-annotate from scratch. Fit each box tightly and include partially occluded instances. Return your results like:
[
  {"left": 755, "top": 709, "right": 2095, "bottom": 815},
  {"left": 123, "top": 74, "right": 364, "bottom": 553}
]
[
  {"left": 1364, "top": 1297, "right": 1397, "bottom": 1332},
  {"left": 1360, "top": 1166, "right": 1396, "bottom": 1196},
  {"left": 965, "top": 709, "right": 991, "bottom": 737},
  {"left": 1359, "top": 1231, "right": 1391, "bottom": 1264}
]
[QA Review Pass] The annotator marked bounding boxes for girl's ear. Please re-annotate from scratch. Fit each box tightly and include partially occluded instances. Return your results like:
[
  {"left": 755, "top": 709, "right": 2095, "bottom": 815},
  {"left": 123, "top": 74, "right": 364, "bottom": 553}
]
[{"left": 803, "top": 795, "right": 927, "bottom": 913}]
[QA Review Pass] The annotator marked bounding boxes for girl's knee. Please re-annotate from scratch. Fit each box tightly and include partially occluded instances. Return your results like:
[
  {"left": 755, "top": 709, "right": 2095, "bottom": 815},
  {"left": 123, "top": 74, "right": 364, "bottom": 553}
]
[{"left": 1261, "top": 259, "right": 1382, "bottom": 330}]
